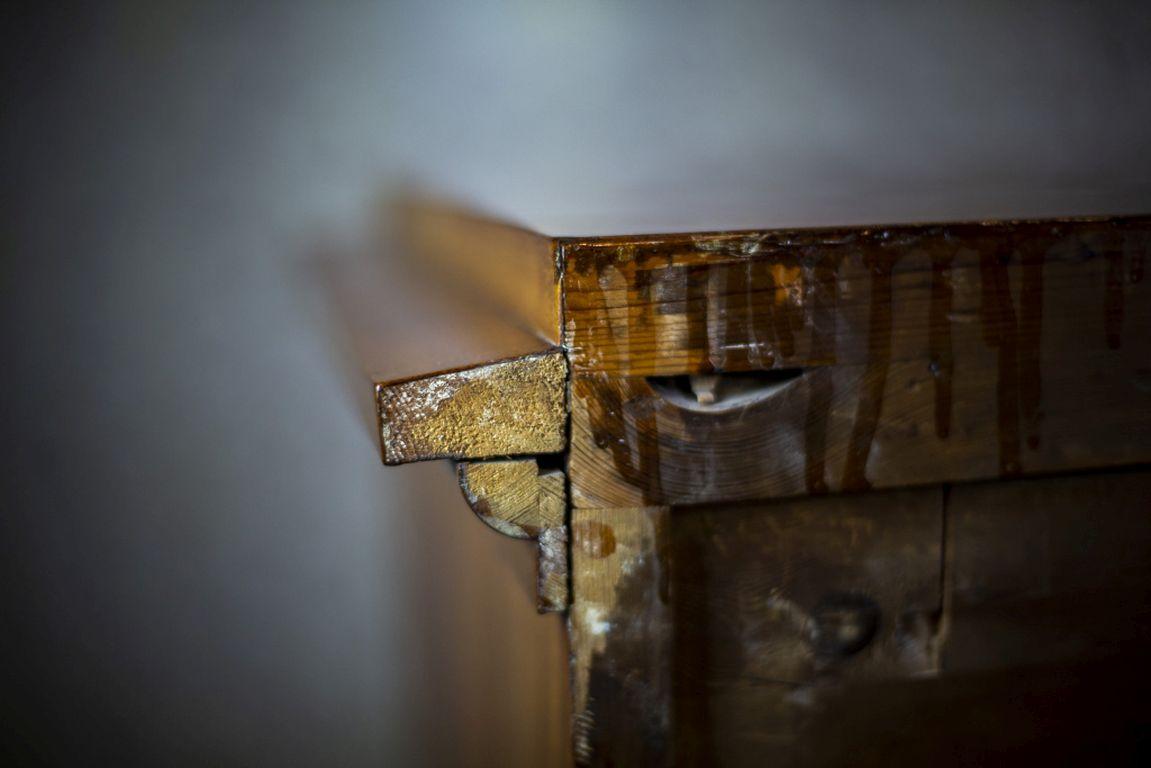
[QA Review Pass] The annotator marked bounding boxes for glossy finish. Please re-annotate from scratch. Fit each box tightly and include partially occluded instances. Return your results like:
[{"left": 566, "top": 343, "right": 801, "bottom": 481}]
[{"left": 564, "top": 218, "right": 1151, "bottom": 506}]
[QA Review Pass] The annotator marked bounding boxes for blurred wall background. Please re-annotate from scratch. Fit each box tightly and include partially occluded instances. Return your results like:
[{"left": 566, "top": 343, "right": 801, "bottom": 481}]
[{"left": 3, "top": 1, "right": 1149, "bottom": 766}]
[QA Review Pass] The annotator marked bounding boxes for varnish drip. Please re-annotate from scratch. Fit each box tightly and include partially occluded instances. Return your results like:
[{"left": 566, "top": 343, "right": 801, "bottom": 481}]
[
  {"left": 685, "top": 265, "right": 713, "bottom": 372},
  {"left": 718, "top": 261, "right": 754, "bottom": 370},
  {"left": 630, "top": 257, "right": 655, "bottom": 366},
  {"left": 771, "top": 263, "right": 802, "bottom": 360},
  {"left": 582, "top": 256, "right": 664, "bottom": 503},
  {"left": 928, "top": 247, "right": 954, "bottom": 440},
  {"left": 1018, "top": 242, "right": 1046, "bottom": 450},
  {"left": 804, "top": 251, "right": 840, "bottom": 494},
  {"left": 979, "top": 247, "right": 1022, "bottom": 476},
  {"left": 1128, "top": 230, "right": 1146, "bottom": 285},
  {"left": 585, "top": 379, "right": 663, "bottom": 505},
  {"left": 1104, "top": 241, "right": 1125, "bottom": 350},
  {"left": 842, "top": 248, "right": 895, "bottom": 491}
]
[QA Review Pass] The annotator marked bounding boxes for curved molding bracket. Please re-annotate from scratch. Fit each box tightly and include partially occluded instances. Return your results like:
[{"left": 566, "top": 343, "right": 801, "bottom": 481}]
[{"left": 458, "top": 458, "right": 569, "bottom": 613}]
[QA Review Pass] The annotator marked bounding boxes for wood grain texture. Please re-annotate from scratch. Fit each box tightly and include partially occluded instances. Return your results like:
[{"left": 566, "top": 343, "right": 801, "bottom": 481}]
[
  {"left": 669, "top": 489, "right": 943, "bottom": 764},
  {"left": 368, "top": 200, "right": 1151, "bottom": 764},
  {"left": 568, "top": 220, "right": 1151, "bottom": 507},
  {"left": 569, "top": 507, "right": 672, "bottom": 766},
  {"left": 561, "top": 217, "right": 1150, "bottom": 376},
  {"left": 537, "top": 527, "right": 568, "bottom": 614},
  {"left": 458, "top": 459, "right": 547, "bottom": 539},
  {"left": 376, "top": 350, "right": 567, "bottom": 465},
  {"left": 457, "top": 460, "right": 569, "bottom": 612},
  {"left": 569, "top": 491, "right": 942, "bottom": 766},
  {"left": 786, "top": 470, "right": 1151, "bottom": 766},
  {"left": 942, "top": 469, "right": 1151, "bottom": 674},
  {"left": 570, "top": 472, "right": 1151, "bottom": 765}
]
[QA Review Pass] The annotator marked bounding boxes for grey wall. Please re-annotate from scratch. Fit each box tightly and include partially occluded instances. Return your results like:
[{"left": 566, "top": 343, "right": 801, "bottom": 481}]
[{"left": 3, "top": 1, "right": 1149, "bottom": 766}]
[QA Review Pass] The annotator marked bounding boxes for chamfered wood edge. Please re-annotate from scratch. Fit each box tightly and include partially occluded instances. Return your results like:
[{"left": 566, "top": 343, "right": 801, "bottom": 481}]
[
  {"left": 555, "top": 213, "right": 1151, "bottom": 252},
  {"left": 393, "top": 196, "right": 565, "bottom": 345}
]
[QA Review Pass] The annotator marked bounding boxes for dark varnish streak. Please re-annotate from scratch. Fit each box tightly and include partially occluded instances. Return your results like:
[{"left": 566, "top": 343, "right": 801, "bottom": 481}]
[
  {"left": 1019, "top": 240, "right": 1047, "bottom": 450},
  {"left": 804, "top": 251, "right": 840, "bottom": 493},
  {"left": 842, "top": 248, "right": 896, "bottom": 491},
  {"left": 1104, "top": 241, "right": 1125, "bottom": 350},
  {"left": 929, "top": 246, "right": 955, "bottom": 440},
  {"left": 979, "top": 246, "right": 1022, "bottom": 476}
]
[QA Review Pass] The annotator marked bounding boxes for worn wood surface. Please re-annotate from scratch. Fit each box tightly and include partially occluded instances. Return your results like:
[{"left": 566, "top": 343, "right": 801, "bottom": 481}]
[
  {"left": 376, "top": 350, "right": 567, "bottom": 464},
  {"left": 569, "top": 470, "right": 1151, "bottom": 766},
  {"left": 568, "top": 491, "right": 941, "bottom": 765},
  {"left": 787, "top": 469, "right": 1151, "bottom": 766},
  {"left": 568, "top": 350, "right": 1151, "bottom": 507},
  {"left": 457, "top": 459, "right": 570, "bottom": 612},
  {"left": 561, "top": 218, "right": 1149, "bottom": 376},
  {"left": 943, "top": 469, "right": 1151, "bottom": 673},
  {"left": 535, "top": 470, "right": 569, "bottom": 613},
  {"left": 674, "top": 489, "right": 944, "bottom": 764},
  {"left": 458, "top": 459, "right": 553, "bottom": 539},
  {"left": 567, "top": 219, "right": 1151, "bottom": 507},
  {"left": 569, "top": 507, "right": 672, "bottom": 766}
]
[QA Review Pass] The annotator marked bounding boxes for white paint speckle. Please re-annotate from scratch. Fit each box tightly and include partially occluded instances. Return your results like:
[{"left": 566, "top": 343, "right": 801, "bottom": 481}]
[{"left": 585, "top": 607, "right": 612, "bottom": 636}]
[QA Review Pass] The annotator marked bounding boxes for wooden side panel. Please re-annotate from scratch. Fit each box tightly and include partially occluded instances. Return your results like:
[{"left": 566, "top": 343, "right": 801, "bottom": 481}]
[
  {"left": 572, "top": 472, "right": 1151, "bottom": 765},
  {"left": 399, "top": 200, "right": 563, "bottom": 343},
  {"left": 569, "top": 491, "right": 942, "bottom": 766},
  {"left": 668, "top": 489, "right": 943, "bottom": 765},
  {"left": 943, "top": 469, "right": 1151, "bottom": 673},
  {"left": 788, "top": 469, "right": 1151, "bottom": 766}
]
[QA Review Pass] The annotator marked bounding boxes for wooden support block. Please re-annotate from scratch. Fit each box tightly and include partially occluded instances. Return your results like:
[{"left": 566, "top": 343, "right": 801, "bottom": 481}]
[
  {"left": 537, "top": 525, "right": 568, "bottom": 615},
  {"left": 458, "top": 459, "right": 545, "bottom": 539},
  {"left": 458, "top": 459, "right": 570, "bottom": 613},
  {"left": 376, "top": 350, "right": 567, "bottom": 465},
  {"left": 535, "top": 470, "right": 568, "bottom": 613}
]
